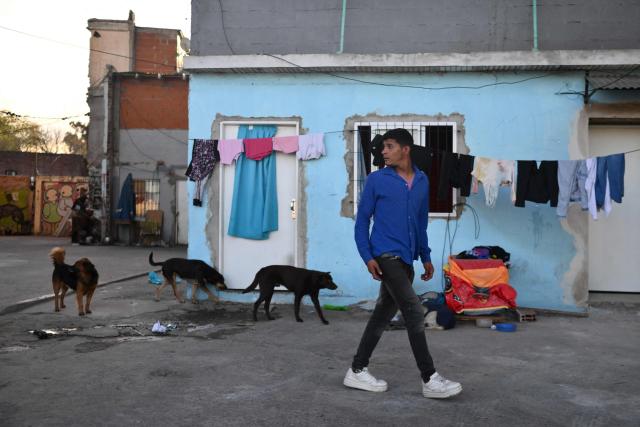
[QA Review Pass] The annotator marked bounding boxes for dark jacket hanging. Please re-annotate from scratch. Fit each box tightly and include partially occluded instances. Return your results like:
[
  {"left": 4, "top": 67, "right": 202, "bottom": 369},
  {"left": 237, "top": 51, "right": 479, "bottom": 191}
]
[
  {"left": 515, "top": 160, "right": 559, "bottom": 207},
  {"left": 437, "top": 152, "right": 475, "bottom": 200}
]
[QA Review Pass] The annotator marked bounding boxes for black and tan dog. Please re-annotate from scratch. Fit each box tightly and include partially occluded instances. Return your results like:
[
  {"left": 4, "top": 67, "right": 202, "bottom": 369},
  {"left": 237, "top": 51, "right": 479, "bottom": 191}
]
[
  {"left": 148, "top": 253, "right": 227, "bottom": 304},
  {"left": 243, "top": 265, "right": 338, "bottom": 324},
  {"left": 50, "top": 247, "right": 99, "bottom": 316}
]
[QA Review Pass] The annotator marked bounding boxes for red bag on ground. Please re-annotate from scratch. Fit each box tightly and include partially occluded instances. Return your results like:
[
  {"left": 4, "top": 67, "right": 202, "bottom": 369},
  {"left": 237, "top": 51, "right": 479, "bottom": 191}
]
[{"left": 444, "top": 257, "right": 517, "bottom": 315}]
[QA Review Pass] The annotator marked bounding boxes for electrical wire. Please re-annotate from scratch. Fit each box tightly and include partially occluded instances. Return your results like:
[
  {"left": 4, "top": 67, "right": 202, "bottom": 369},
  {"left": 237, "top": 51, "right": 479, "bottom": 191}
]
[
  {"left": 121, "top": 99, "right": 188, "bottom": 145},
  {"left": 262, "top": 53, "right": 557, "bottom": 91},
  {"left": 121, "top": 128, "right": 159, "bottom": 162},
  {"left": 217, "top": 0, "right": 235, "bottom": 54},
  {"left": 440, "top": 202, "right": 480, "bottom": 291},
  {"left": 0, "top": 24, "right": 184, "bottom": 70},
  {"left": 1, "top": 110, "right": 87, "bottom": 121}
]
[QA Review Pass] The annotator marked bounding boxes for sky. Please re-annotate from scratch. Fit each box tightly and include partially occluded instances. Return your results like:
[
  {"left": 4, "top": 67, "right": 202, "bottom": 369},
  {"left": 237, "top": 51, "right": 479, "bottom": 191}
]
[{"left": 0, "top": 0, "right": 191, "bottom": 135}]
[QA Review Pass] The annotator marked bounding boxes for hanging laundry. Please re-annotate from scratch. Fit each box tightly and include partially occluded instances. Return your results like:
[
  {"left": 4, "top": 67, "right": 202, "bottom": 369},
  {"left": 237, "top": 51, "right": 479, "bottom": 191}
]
[
  {"left": 185, "top": 139, "right": 217, "bottom": 206},
  {"left": 219, "top": 139, "right": 244, "bottom": 165},
  {"left": 515, "top": 160, "right": 559, "bottom": 207},
  {"left": 470, "top": 158, "right": 515, "bottom": 208},
  {"left": 369, "top": 134, "right": 432, "bottom": 174},
  {"left": 370, "top": 134, "right": 385, "bottom": 167},
  {"left": 595, "top": 154, "right": 625, "bottom": 207},
  {"left": 297, "top": 133, "right": 325, "bottom": 160},
  {"left": 273, "top": 135, "right": 299, "bottom": 154},
  {"left": 113, "top": 173, "right": 135, "bottom": 220},
  {"left": 186, "top": 140, "right": 219, "bottom": 180},
  {"left": 411, "top": 145, "right": 433, "bottom": 175},
  {"left": 227, "top": 153, "right": 278, "bottom": 240},
  {"left": 227, "top": 124, "right": 279, "bottom": 239},
  {"left": 437, "top": 152, "right": 475, "bottom": 200},
  {"left": 245, "top": 138, "right": 274, "bottom": 161},
  {"left": 556, "top": 160, "right": 588, "bottom": 217}
]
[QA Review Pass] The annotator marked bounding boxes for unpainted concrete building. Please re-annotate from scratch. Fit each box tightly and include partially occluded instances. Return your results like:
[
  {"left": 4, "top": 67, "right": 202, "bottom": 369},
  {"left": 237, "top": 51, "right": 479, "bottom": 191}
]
[{"left": 86, "top": 11, "right": 190, "bottom": 244}]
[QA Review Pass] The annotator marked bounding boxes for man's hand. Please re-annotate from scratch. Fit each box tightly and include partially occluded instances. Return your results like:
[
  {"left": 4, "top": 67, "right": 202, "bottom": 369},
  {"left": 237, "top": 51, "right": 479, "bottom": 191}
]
[
  {"left": 366, "top": 259, "right": 383, "bottom": 281},
  {"left": 420, "top": 262, "right": 434, "bottom": 281}
]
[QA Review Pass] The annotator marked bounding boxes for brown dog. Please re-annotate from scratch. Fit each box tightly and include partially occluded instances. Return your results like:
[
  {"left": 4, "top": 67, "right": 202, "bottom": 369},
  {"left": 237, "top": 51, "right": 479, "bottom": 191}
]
[{"left": 50, "top": 247, "right": 99, "bottom": 316}]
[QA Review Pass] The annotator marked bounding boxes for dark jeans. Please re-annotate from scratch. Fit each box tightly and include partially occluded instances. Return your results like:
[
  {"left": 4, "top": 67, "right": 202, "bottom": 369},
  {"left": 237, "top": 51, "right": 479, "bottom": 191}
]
[{"left": 352, "top": 255, "right": 436, "bottom": 382}]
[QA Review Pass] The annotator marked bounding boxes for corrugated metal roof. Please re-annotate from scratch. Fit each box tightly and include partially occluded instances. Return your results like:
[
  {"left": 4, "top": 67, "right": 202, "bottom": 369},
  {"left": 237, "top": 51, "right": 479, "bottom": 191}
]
[{"left": 587, "top": 72, "right": 640, "bottom": 90}]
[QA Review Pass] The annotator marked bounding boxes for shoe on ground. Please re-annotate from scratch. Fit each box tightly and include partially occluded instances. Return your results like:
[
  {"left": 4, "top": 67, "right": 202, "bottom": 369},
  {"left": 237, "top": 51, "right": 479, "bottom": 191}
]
[
  {"left": 422, "top": 372, "right": 462, "bottom": 399},
  {"left": 343, "top": 367, "right": 388, "bottom": 392}
]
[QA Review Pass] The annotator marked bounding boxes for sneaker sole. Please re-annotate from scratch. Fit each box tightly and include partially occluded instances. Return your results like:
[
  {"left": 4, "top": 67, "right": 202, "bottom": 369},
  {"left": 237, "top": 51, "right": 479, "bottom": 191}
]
[
  {"left": 343, "top": 377, "right": 388, "bottom": 392},
  {"left": 422, "top": 385, "right": 462, "bottom": 399}
]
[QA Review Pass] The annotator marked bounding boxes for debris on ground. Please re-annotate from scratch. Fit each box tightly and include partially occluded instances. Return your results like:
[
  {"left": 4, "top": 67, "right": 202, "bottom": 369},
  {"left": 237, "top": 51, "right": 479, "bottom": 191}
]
[
  {"left": 29, "top": 328, "right": 78, "bottom": 339},
  {"left": 151, "top": 321, "right": 178, "bottom": 334}
]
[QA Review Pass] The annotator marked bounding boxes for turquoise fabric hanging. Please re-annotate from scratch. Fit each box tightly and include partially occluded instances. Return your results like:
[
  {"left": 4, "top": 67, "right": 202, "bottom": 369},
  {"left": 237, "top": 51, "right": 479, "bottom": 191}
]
[{"left": 228, "top": 125, "right": 278, "bottom": 240}]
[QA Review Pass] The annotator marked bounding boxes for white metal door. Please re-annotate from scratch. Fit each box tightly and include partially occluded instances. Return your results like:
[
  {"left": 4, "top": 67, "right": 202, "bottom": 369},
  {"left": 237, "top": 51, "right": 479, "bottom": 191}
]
[
  {"left": 588, "top": 126, "right": 640, "bottom": 292},
  {"left": 219, "top": 123, "right": 298, "bottom": 289},
  {"left": 176, "top": 180, "right": 189, "bottom": 245}
]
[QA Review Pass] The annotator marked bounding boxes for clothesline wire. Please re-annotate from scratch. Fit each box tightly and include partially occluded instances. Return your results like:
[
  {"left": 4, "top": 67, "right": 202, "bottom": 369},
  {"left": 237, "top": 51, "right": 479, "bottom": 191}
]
[{"left": 191, "top": 135, "right": 640, "bottom": 163}]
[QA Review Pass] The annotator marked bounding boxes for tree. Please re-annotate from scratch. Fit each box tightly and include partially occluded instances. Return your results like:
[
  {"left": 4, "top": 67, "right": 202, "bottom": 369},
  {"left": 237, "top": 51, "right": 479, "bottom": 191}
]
[
  {"left": 63, "top": 121, "right": 88, "bottom": 156},
  {"left": 0, "top": 112, "right": 47, "bottom": 152}
]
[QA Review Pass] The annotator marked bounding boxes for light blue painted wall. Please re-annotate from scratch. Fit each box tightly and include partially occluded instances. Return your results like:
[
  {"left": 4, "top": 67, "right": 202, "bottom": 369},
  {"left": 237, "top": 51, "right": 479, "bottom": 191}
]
[{"left": 187, "top": 71, "right": 590, "bottom": 311}]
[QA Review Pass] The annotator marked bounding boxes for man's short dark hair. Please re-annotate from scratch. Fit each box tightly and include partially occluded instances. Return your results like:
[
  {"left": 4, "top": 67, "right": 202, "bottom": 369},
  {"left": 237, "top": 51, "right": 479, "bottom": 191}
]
[{"left": 381, "top": 128, "right": 414, "bottom": 147}]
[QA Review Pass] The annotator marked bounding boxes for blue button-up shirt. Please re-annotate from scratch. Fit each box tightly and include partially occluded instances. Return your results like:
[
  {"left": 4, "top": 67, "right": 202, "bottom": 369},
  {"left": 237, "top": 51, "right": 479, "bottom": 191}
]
[{"left": 354, "top": 166, "right": 432, "bottom": 265}]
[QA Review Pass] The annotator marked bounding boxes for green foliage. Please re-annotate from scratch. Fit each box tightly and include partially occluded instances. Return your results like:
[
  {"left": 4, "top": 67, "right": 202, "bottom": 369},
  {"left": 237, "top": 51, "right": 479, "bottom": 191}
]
[
  {"left": 0, "top": 113, "right": 48, "bottom": 152},
  {"left": 63, "top": 121, "right": 88, "bottom": 156}
]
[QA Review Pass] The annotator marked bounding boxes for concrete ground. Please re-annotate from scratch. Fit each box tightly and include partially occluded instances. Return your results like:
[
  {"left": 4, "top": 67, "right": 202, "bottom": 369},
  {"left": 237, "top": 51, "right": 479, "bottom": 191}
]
[
  {"left": 0, "top": 237, "right": 639, "bottom": 426},
  {"left": 0, "top": 236, "right": 186, "bottom": 313}
]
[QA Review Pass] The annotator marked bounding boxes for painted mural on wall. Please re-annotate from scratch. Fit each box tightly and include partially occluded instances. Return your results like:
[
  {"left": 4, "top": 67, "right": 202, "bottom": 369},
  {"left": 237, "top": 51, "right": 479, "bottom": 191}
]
[
  {"left": 34, "top": 177, "right": 88, "bottom": 236},
  {"left": 0, "top": 176, "right": 33, "bottom": 235}
]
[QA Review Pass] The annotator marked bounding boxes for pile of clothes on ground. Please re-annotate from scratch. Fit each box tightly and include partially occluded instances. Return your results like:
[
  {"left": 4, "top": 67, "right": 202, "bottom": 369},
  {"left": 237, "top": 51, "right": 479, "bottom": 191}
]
[{"left": 391, "top": 246, "right": 517, "bottom": 331}]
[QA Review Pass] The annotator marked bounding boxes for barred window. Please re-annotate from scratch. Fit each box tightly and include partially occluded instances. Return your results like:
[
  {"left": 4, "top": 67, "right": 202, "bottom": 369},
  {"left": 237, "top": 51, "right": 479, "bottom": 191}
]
[
  {"left": 353, "top": 121, "right": 458, "bottom": 217},
  {"left": 133, "top": 179, "right": 160, "bottom": 218}
]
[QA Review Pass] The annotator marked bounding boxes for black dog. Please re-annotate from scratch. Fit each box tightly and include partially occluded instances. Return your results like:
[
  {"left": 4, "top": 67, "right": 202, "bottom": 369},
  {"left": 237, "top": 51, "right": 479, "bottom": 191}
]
[
  {"left": 148, "top": 253, "right": 227, "bottom": 304},
  {"left": 243, "top": 265, "right": 338, "bottom": 324}
]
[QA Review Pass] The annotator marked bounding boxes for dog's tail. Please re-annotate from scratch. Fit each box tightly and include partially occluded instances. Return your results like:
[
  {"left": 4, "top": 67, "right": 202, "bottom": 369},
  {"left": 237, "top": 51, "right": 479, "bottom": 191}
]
[
  {"left": 242, "top": 271, "right": 261, "bottom": 293},
  {"left": 148, "top": 252, "right": 164, "bottom": 267},
  {"left": 50, "top": 247, "right": 66, "bottom": 265}
]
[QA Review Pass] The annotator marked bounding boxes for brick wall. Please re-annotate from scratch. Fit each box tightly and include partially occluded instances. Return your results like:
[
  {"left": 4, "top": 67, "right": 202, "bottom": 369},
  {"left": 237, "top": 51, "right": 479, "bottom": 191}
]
[
  {"left": 0, "top": 152, "right": 87, "bottom": 176},
  {"left": 118, "top": 77, "right": 188, "bottom": 129},
  {"left": 134, "top": 29, "right": 179, "bottom": 74}
]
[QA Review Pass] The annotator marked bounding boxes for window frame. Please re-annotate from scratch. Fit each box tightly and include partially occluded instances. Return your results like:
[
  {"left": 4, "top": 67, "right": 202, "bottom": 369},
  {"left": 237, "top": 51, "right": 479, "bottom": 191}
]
[
  {"left": 353, "top": 121, "right": 458, "bottom": 218},
  {"left": 133, "top": 178, "right": 160, "bottom": 220}
]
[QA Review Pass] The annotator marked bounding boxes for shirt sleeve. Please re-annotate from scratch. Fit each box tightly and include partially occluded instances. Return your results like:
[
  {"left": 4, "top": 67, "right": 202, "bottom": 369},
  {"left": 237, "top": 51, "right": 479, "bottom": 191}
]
[
  {"left": 419, "top": 177, "right": 432, "bottom": 263},
  {"left": 354, "top": 174, "right": 376, "bottom": 264}
]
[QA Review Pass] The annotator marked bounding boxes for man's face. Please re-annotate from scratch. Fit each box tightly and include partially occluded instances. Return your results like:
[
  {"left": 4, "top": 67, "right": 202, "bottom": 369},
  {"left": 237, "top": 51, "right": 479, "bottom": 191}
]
[{"left": 382, "top": 138, "right": 409, "bottom": 167}]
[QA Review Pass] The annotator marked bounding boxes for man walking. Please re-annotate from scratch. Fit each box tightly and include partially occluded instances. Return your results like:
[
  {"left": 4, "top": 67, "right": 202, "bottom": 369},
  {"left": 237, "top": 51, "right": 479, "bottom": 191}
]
[{"left": 344, "top": 128, "right": 462, "bottom": 399}]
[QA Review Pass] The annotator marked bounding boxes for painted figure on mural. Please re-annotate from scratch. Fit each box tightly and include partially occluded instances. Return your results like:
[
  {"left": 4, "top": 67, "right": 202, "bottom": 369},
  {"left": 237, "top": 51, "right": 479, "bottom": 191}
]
[
  {"left": 42, "top": 187, "right": 62, "bottom": 234},
  {"left": 57, "top": 184, "right": 74, "bottom": 219}
]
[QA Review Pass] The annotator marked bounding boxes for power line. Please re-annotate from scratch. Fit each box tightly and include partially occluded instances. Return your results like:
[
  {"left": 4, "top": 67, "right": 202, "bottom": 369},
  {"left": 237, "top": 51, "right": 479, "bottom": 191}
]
[
  {"left": 1, "top": 110, "right": 88, "bottom": 121},
  {"left": 0, "top": 24, "right": 182, "bottom": 70},
  {"left": 121, "top": 99, "right": 188, "bottom": 145},
  {"left": 262, "top": 53, "right": 558, "bottom": 90},
  {"left": 217, "top": 0, "right": 235, "bottom": 54}
]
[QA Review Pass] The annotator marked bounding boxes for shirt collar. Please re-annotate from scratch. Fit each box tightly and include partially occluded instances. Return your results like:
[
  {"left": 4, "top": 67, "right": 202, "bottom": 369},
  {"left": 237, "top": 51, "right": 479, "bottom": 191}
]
[{"left": 380, "top": 165, "right": 425, "bottom": 180}]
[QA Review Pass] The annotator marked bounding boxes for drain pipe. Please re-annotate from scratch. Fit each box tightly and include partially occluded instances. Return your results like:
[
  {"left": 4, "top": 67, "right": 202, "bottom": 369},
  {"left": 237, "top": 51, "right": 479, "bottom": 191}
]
[
  {"left": 337, "top": 0, "right": 347, "bottom": 54},
  {"left": 532, "top": 0, "right": 539, "bottom": 51}
]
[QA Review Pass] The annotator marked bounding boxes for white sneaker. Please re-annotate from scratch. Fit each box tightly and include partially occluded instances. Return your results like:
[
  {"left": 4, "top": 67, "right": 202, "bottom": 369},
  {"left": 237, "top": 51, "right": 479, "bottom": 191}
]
[
  {"left": 422, "top": 372, "right": 462, "bottom": 399},
  {"left": 343, "top": 367, "right": 388, "bottom": 392}
]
